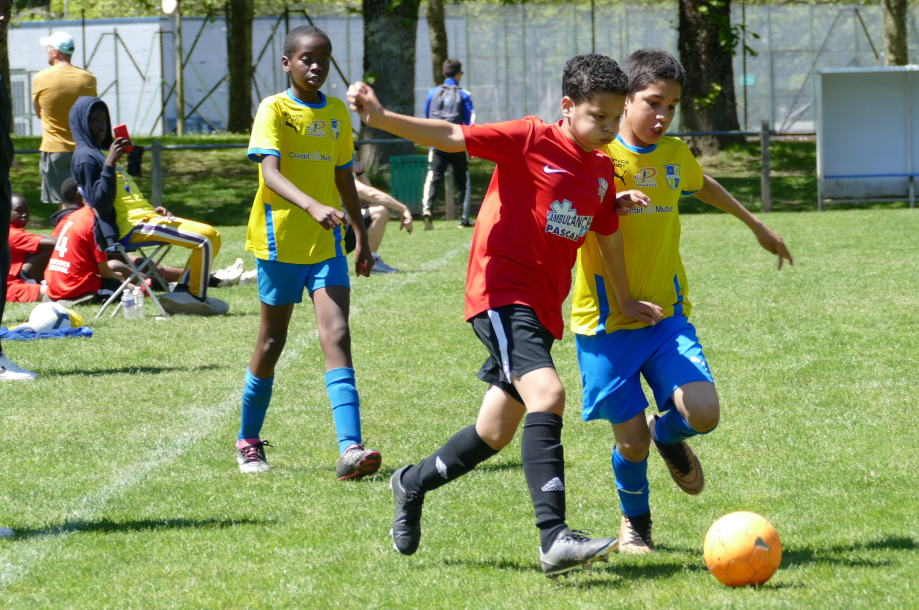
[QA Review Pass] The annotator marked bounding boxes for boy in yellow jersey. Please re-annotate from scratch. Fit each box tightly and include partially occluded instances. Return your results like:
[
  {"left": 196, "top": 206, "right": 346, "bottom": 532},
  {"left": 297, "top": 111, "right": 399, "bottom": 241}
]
[
  {"left": 236, "top": 26, "right": 381, "bottom": 481},
  {"left": 571, "top": 49, "right": 793, "bottom": 553}
]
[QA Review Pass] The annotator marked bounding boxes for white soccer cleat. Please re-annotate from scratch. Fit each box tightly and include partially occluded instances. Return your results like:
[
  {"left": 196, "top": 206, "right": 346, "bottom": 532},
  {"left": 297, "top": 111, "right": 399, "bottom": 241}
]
[
  {"left": 213, "top": 258, "right": 245, "bottom": 287},
  {"left": 371, "top": 254, "right": 401, "bottom": 274},
  {"left": 0, "top": 352, "right": 38, "bottom": 381},
  {"left": 238, "top": 269, "right": 258, "bottom": 286}
]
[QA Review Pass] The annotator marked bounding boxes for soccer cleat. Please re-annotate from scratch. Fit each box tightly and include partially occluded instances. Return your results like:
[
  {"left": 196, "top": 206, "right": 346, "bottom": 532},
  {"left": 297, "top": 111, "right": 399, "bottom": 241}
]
[
  {"left": 336, "top": 443, "right": 382, "bottom": 480},
  {"left": 648, "top": 414, "right": 704, "bottom": 495},
  {"left": 371, "top": 255, "right": 400, "bottom": 274},
  {"left": 238, "top": 269, "right": 258, "bottom": 286},
  {"left": 159, "top": 290, "right": 214, "bottom": 316},
  {"left": 204, "top": 296, "right": 230, "bottom": 315},
  {"left": 422, "top": 215, "right": 434, "bottom": 231},
  {"left": 213, "top": 258, "right": 244, "bottom": 287},
  {"left": 539, "top": 529, "right": 618, "bottom": 578},
  {"left": 619, "top": 512, "right": 654, "bottom": 554},
  {"left": 389, "top": 465, "right": 425, "bottom": 555},
  {"left": 236, "top": 440, "right": 273, "bottom": 474},
  {"left": 0, "top": 352, "right": 38, "bottom": 381},
  {"left": 458, "top": 219, "right": 474, "bottom": 228}
]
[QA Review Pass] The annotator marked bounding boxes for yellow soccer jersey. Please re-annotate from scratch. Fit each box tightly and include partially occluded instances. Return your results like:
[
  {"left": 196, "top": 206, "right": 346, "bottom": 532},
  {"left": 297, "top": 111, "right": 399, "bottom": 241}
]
[
  {"left": 113, "top": 166, "right": 156, "bottom": 239},
  {"left": 571, "top": 134, "right": 704, "bottom": 335},
  {"left": 246, "top": 90, "right": 355, "bottom": 264}
]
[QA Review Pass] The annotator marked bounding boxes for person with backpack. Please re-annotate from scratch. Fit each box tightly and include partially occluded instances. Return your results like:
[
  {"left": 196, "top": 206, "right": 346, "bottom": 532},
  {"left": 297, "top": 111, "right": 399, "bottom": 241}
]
[{"left": 421, "top": 59, "right": 475, "bottom": 230}]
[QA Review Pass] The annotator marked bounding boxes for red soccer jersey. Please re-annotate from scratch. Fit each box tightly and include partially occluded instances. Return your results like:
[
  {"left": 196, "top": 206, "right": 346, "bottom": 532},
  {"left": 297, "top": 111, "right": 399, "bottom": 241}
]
[
  {"left": 461, "top": 117, "right": 619, "bottom": 339},
  {"left": 45, "top": 207, "right": 107, "bottom": 300},
  {"left": 7, "top": 226, "right": 44, "bottom": 285}
]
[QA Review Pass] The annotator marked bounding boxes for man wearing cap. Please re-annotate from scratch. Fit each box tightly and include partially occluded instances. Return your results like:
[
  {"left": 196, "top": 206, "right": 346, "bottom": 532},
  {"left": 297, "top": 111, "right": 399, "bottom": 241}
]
[{"left": 32, "top": 31, "right": 97, "bottom": 208}]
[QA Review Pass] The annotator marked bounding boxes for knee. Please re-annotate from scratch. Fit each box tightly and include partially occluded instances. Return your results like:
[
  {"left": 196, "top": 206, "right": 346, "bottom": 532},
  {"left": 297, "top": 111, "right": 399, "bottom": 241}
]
[
  {"left": 686, "top": 398, "right": 721, "bottom": 433},
  {"left": 477, "top": 426, "right": 514, "bottom": 451},
  {"left": 319, "top": 319, "right": 351, "bottom": 353},
  {"left": 258, "top": 333, "right": 287, "bottom": 362},
  {"left": 616, "top": 436, "right": 650, "bottom": 463},
  {"left": 527, "top": 384, "right": 565, "bottom": 416}
]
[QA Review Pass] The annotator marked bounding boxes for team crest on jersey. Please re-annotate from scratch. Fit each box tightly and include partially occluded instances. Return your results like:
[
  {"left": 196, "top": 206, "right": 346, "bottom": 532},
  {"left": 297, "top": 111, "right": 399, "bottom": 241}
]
[
  {"left": 545, "top": 199, "right": 593, "bottom": 241},
  {"left": 635, "top": 167, "right": 658, "bottom": 188},
  {"left": 306, "top": 120, "right": 327, "bottom": 137},
  {"left": 331, "top": 119, "right": 341, "bottom": 141},
  {"left": 664, "top": 164, "right": 681, "bottom": 191},
  {"left": 598, "top": 178, "right": 609, "bottom": 201}
]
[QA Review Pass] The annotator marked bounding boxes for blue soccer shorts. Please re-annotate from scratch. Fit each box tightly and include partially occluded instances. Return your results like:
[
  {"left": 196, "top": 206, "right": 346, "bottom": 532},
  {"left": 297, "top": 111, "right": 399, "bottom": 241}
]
[
  {"left": 575, "top": 315, "right": 715, "bottom": 424},
  {"left": 256, "top": 256, "right": 350, "bottom": 306}
]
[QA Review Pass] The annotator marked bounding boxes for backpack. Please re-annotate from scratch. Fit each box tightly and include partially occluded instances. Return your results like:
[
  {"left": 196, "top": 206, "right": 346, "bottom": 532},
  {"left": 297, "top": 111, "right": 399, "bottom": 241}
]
[{"left": 428, "top": 84, "right": 465, "bottom": 125}]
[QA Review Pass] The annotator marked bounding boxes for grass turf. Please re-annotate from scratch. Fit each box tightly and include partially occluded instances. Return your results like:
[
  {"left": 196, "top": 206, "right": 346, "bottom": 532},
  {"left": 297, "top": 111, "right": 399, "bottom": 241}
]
[{"left": 1, "top": 209, "right": 918, "bottom": 607}]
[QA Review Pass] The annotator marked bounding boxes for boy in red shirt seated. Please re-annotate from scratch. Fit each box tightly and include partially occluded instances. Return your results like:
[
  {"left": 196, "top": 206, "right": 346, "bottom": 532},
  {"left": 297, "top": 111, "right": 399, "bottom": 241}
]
[
  {"left": 6, "top": 194, "right": 53, "bottom": 302},
  {"left": 45, "top": 177, "right": 122, "bottom": 303}
]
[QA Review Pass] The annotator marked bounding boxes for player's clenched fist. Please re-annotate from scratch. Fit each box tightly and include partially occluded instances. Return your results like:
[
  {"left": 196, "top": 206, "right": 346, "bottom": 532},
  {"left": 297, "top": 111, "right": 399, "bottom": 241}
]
[{"left": 347, "top": 81, "right": 384, "bottom": 125}]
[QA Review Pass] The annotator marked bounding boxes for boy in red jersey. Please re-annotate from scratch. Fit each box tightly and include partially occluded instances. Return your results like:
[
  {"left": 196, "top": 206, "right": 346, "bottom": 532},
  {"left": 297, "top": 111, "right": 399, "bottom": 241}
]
[
  {"left": 349, "top": 55, "right": 662, "bottom": 577},
  {"left": 6, "top": 194, "right": 53, "bottom": 302}
]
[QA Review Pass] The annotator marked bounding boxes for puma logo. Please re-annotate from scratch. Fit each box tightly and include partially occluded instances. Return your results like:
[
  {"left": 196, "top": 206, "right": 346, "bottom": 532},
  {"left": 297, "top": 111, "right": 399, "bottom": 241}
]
[
  {"left": 614, "top": 169, "right": 627, "bottom": 185},
  {"left": 284, "top": 120, "right": 298, "bottom": 132}
]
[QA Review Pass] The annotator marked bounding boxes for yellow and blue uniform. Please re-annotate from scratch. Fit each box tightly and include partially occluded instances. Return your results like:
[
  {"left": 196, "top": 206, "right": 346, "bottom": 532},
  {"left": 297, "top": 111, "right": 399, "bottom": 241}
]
[
  {"left": 572, "top": 134, "right": 713, "bottom": 424},
  {"left": 247, "top": 90, "right": 355, "bottom": 304}
]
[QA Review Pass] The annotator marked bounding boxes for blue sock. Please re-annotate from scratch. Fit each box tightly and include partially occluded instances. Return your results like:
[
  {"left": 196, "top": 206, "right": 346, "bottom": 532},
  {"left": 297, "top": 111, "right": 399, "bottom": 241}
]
[
  {"left": 326, "top": 367, "right": 361, "bottom": 454},
  {"left": 654, "top": 409, "right": 700, "bottom": 445},
  {"left": 613, "top": 446, "right": 650, "bottom": 518},
  {"left": 239, "top": 368, "right": 273, "bottom": 441}
]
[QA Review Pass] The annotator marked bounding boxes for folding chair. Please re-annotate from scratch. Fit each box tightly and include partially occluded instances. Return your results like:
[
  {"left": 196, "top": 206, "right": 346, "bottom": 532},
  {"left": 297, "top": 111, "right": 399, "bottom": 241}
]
[{"left": 95, "top": 241, "right": 173, "bottom": 319}]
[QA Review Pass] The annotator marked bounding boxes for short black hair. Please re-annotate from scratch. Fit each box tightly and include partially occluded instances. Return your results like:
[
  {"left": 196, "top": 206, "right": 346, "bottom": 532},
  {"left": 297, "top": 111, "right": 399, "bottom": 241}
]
[
  {"left": 283, "top": 25, "right": 331, "bottom": 59},
  {"left": 61, "top": 177, "right": 80, "bottom": 205},
  {"left": 442, "top": 58, "right": 462, "bottom": 78},
  {"left": 623, "top": 48, "right": 685, "bottom": 96},
  {"left": 562, "top": 54, "right": 628, "bottom": 104},
  {"left": 11, "top": 193, "right": 26, "bottom": 207}
]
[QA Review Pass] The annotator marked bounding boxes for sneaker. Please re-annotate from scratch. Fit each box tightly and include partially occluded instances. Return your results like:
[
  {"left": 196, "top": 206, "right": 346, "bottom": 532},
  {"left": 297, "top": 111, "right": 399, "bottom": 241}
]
[
  {"left": 371, "top": 255, "right": 400, "bottom": 274},
  {"left": 204, "top": 296, "right": 230, "bottom": 315},
  {"left": 159, "top": 290, "right": 214, "bottom": 316},
  {"left": 238, "top": 269, "right": 258, "bottom": 286},
  {"left": 389, "top": 465, "right": 425, "bottom": 555},
  {"left": 619, "top": 512, "right": 654, "bottom": 554},
  {"left": 0, "top": 352, "right": 38, "bottom": 381},
  {"left": 539, "top": 529, "right": 618, "bottom": 578},
  {"left": 648, "top": 414, "right": 704, "bottom": 495},
  {"left": 213, "top": 258, "right": 244, "bottom": 287},
  {"left": 336, "top": 443, "right": 382, "bottom": 480},
  {"left": 458, "top": 219, "right": 474, "bottom": 228},
  {"left": 422, "top": 215, "right": 434, "bottom": 231},
  {"left": 236, "top": 440, "right": 272, "bottom": 473}
]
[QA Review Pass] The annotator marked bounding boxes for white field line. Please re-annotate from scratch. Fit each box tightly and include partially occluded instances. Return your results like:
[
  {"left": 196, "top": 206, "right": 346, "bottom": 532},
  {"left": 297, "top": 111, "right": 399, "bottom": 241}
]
[{"left": 0, "top": 244, "right": 468, "bottom": 590}]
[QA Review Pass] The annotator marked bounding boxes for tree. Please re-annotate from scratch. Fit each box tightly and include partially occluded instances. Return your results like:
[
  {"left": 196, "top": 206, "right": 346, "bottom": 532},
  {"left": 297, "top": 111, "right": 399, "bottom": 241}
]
[
  {"left": 427, "top": 0, "right": 447, "bottom": 86},
  {"left": 361, "top": 0, "right": 421, "bottom": 169},
  {"left": 677, "top": 0, "right": 742, "bottom": 156},
  {"left": 226, "top": 0, "right": 254, "bottom": 133},
  {"left": 881, "top": 0, "right": 908, "bottom": 66}
]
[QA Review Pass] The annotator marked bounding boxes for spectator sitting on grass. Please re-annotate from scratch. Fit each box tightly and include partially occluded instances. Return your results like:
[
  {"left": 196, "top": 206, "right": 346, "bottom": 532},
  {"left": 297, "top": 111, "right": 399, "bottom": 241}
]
[
  {"left": 5, "top": 193, "right": 53, "bottom": 303},
  {"left": 342, "top": 160, "right": 413, "bottom": 273}
]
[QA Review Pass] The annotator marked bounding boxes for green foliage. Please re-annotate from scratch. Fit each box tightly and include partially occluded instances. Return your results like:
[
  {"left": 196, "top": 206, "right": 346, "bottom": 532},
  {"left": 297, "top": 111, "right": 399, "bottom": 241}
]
[{"left": 693, "top": 82, "right": 723, "bottom": 110}]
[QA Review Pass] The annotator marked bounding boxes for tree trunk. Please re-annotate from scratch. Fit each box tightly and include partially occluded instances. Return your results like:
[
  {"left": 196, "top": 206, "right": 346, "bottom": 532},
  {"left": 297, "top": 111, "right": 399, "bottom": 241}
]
[
  {"left": 881, "top": 0, "right": 908, "bottom": 66},
  {"left": 226, "top": 0, "right": 254, "bottom": 133},
  {"left": 361, "top": 0, "right": 421, "bottom": 169},
  {"left": 427, "top": 0, "right": 448, "bottom": 86},
  {"left": 677, "top": 0, "right": 741, "bottom": 156}
]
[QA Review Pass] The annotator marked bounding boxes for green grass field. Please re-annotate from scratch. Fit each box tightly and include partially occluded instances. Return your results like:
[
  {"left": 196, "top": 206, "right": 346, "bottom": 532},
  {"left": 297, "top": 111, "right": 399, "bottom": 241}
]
[{"left": 1, "top": 209, "right": 917, "bottom": 608}]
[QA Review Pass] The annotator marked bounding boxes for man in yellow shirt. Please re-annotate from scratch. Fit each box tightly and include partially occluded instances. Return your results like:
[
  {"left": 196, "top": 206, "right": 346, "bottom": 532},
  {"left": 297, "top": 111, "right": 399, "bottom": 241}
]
[{"left": 32, "top": 31, "right": 97, "bottom": 207}]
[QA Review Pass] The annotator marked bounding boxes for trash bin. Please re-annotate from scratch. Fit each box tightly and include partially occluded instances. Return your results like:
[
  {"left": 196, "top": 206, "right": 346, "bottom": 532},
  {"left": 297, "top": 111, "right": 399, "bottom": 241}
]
[{"left": 390, "top": 155, "right": 429, "bottom": 214}]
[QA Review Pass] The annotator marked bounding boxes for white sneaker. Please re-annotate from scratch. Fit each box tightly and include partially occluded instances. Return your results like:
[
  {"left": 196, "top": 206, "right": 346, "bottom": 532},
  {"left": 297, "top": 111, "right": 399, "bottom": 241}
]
[
  {"left": 213, "top": 258, "right": 244, "bottom": 287},
  {"left": 158, "top": 291, "right": 213, "bottom": 316},
  {"left": 238, "top": 269, "right": 258, "bottom": 286},
  {"left": 0, "top": 352, "right": 38, "bottom": 381},
  {"left": 371, "top": 255, "right": 401, "bottom": 274},
  {"left": 204, "top": 296, "right": 230, "bottom": 315}
]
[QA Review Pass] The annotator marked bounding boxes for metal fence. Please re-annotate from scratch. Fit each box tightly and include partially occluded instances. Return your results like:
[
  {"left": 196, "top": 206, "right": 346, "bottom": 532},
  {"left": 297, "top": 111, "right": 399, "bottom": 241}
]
[{"left": 10, "top": 3, "right": 919, "bottom": 136}]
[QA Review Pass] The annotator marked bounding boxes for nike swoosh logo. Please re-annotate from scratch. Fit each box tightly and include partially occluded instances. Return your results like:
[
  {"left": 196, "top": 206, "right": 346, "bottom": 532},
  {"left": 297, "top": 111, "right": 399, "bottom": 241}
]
[{"left": 543, "top": 165, "right": 568, "bottom": 174}]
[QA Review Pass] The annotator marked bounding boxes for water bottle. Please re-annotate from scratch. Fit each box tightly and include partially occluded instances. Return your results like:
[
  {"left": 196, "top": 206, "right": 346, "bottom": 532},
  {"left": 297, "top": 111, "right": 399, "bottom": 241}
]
[
  {"left": 133, "top": 285, "right": 145, "bottom": 319},
  {"left": 122, "top": 289, "right": 135, "bottom": 319}
]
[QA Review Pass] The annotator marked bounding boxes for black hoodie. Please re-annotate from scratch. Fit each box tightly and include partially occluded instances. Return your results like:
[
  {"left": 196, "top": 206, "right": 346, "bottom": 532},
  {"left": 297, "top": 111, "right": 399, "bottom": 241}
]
[{"left": 69, "top": 96, "right": 121, "bottom": 246}]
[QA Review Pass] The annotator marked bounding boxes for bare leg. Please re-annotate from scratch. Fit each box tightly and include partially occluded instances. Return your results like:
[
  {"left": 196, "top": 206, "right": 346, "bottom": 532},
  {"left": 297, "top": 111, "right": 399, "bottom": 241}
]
[
  {"left": 249, "top": 302, "right": 295, "bottom": 379},
  {"left": 671, "top": 381, "right": 720, "bottom": 433},
  {"left": 310, "top": 285, "right": 352, "bottom": 371},
  {"left": 365, "top": 205, "right": 388, "bottom": 253}
]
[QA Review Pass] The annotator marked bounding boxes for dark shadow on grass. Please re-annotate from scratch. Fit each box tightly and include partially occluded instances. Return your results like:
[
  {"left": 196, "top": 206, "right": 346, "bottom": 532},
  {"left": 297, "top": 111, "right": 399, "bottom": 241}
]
[
  {"left": 474, "top": 461, "right": 523, "bottom": 473},
  {"left": 11, "top": 517, "right": 267, "bottom": 540},
  {"left": 779, "top": 536, "right": 917, "bottom": 569},
  {"left": 46, "top": 364, "right": 222, "bottom": 377}
]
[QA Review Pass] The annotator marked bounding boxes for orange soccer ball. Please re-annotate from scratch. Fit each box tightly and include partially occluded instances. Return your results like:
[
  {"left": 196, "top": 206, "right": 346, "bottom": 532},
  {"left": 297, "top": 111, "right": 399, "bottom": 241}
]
[{"left": 703, "top": 511, "right": 782, "bottom": 587}]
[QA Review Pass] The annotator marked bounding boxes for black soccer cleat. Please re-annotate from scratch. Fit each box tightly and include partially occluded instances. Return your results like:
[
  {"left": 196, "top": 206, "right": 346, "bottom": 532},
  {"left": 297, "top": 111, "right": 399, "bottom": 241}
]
[
  {"left": 539, "top": 529, "right": 618, "bottom": 578},
  {"left": 389, "top": 465, "right": 425, "bottom": 555}
]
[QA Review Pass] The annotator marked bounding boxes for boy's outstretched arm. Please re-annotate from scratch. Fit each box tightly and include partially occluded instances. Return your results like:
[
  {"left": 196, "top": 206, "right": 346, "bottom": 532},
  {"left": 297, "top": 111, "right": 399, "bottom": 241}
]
[
  {"left": 347, "top": 82, "right": 466, "bottom": 153},
  {"left": 595, "top": 230, "right": 664, "bottom": 326},
  {"left": 336, "top": 168, "right": 374, "bottom": 277},
  {"left": 695, "top": 174, "right": 794, "bottom": 270},
  {"left": 260, "top": 155, "right": 344, "bottom": 230}
]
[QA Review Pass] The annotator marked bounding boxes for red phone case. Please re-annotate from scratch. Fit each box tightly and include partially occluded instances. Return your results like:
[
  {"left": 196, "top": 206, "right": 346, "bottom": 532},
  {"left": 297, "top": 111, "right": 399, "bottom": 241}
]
[{"left": 113, "top": 124, "right": 134, "bottom": 152}]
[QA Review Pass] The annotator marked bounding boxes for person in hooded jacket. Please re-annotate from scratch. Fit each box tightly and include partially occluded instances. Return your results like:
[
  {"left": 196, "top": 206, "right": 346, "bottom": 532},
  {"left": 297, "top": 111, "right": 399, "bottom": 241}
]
[{"left": 69, "top": 96, "right": 228, "bottom": 316}]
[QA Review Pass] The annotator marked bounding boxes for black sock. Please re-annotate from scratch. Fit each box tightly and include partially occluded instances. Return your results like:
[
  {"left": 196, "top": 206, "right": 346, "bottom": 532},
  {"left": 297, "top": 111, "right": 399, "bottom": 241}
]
[
  {"left": 404, "top": 425, "right": 499, "bottom": 495},
  {"left": 521, "top": 412, "right": 568, "bottom": 552}
]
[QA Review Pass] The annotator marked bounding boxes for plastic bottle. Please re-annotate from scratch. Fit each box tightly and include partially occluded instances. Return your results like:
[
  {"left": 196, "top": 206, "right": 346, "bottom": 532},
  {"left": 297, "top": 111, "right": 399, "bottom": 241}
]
[
  {"left": 122, "top": 289, "right": 135, "bottom": 319},
  {"left": 133, "top": 285, "right": 145, "bottom": 319}
]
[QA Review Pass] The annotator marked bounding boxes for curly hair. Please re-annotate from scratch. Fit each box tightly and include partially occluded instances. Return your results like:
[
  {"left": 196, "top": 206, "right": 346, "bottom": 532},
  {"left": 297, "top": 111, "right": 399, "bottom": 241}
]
[
  {"left": 283, "top": 25, "right": 332, "bottom": 59},
  {"left": 562, "top": 54, "right": 628, "bottom": 104},
  {"left": 623, "top": 48, "right": 685, "bottom": 97}
]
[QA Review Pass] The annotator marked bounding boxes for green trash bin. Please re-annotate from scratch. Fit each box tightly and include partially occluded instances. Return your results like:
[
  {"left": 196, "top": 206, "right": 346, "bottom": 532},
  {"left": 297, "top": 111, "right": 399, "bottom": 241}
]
[{"left": 390, "top": 155, "right": 429, "bottom": 214}]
